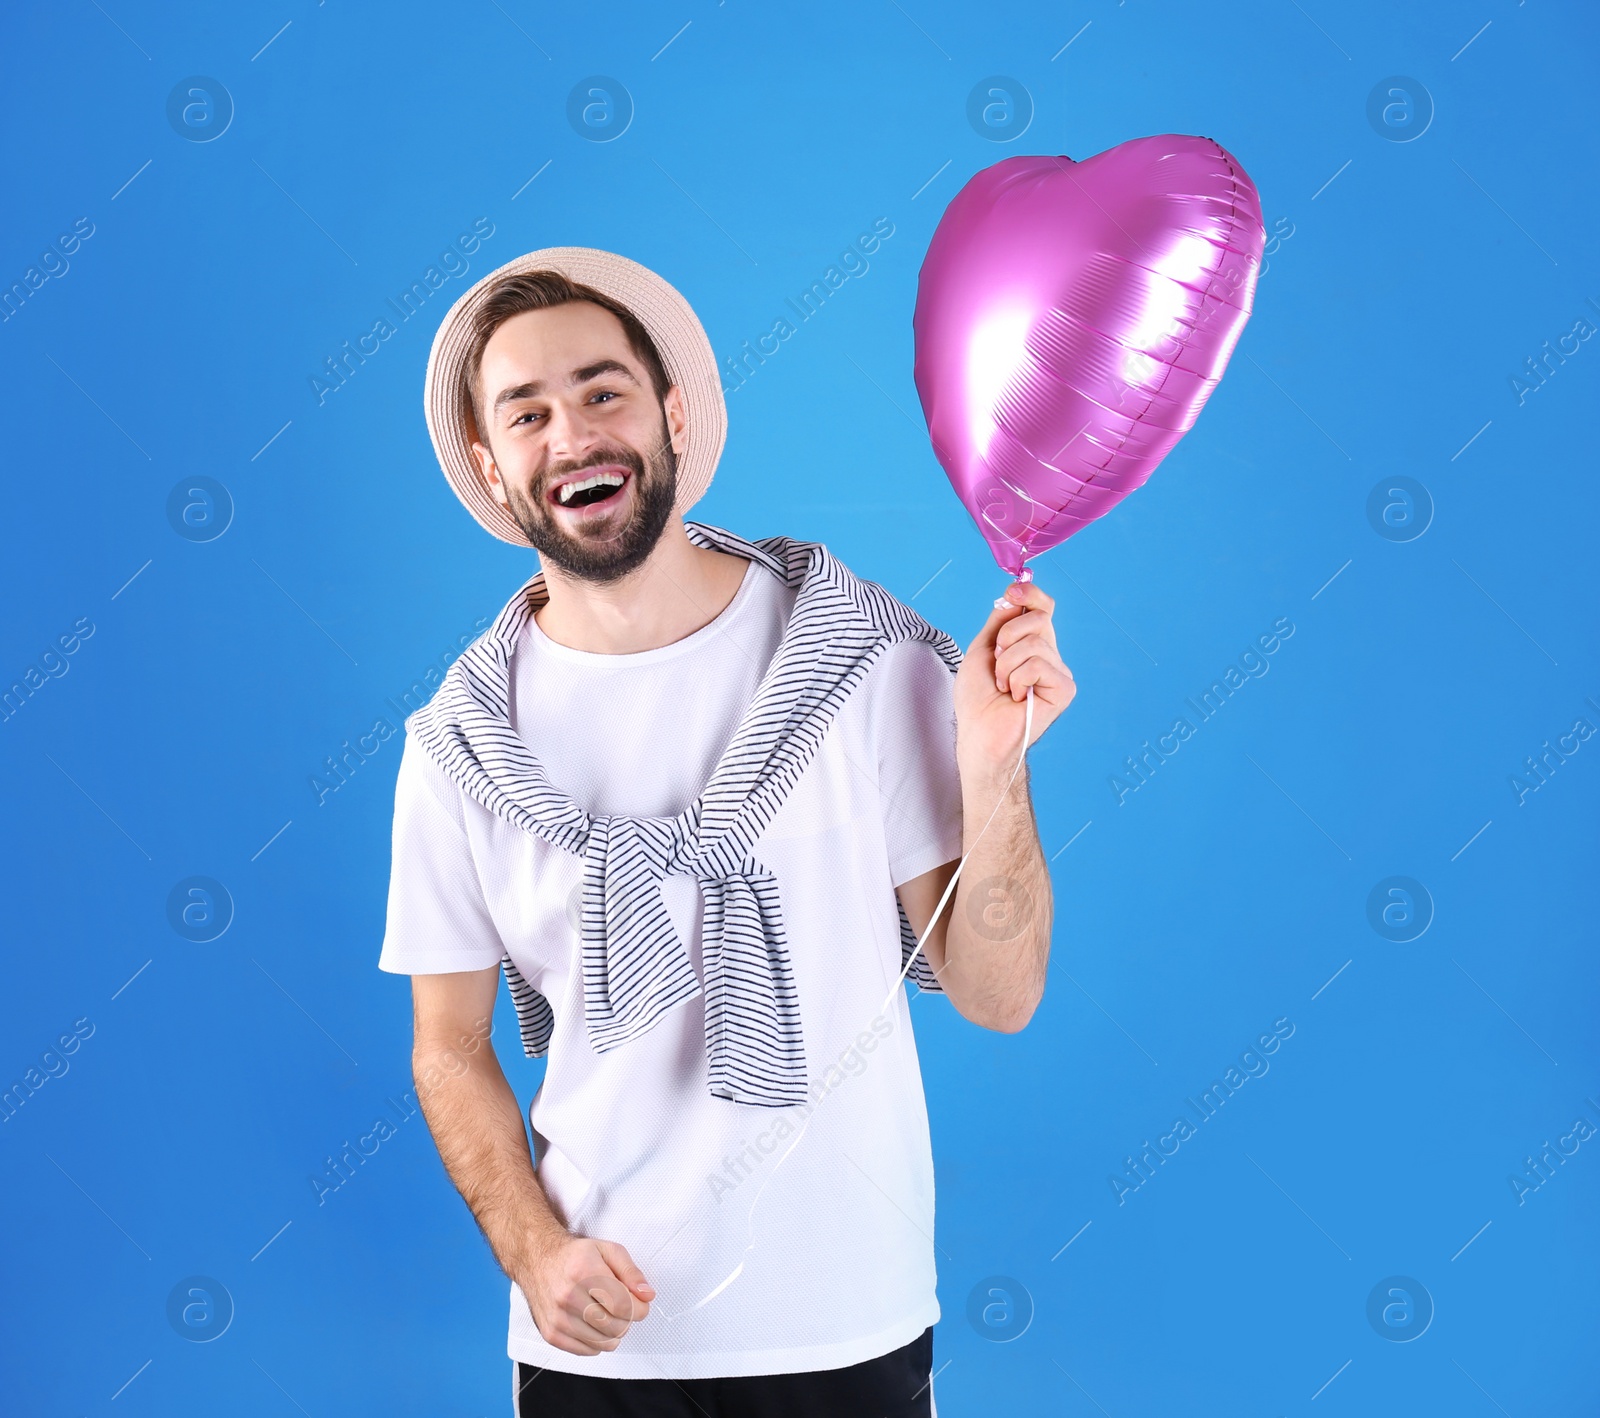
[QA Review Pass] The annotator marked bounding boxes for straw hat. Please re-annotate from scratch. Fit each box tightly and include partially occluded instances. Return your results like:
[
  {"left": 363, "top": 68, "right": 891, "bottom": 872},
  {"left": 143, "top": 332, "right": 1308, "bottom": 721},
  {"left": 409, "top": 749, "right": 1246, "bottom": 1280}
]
[{"left": 422, "top": 246, "right": 727, "bottom": 547}]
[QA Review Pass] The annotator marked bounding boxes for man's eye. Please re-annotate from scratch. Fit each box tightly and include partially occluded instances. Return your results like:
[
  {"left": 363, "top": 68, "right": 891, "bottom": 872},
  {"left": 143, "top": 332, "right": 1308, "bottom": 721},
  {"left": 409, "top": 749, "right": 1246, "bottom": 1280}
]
[
  {"left": 511, "top": 410, "right": 541, "bottom": 426},
  {"left": 590, "top": 390, "right": 617, "bottom": 404}
]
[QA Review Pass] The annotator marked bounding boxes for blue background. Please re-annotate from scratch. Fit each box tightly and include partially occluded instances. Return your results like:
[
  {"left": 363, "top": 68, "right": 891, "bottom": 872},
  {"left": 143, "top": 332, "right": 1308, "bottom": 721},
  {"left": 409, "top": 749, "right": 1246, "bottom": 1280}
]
[{"left": 3, "top": 1, "right": 1596, "bottom": 1413}]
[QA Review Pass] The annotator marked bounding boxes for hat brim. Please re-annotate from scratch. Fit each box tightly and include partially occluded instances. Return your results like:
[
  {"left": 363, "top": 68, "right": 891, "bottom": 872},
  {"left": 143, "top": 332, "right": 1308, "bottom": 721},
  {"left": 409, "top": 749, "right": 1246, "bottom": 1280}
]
[{"left": 423, "top": 246, "right": 727, "bottom": 548}]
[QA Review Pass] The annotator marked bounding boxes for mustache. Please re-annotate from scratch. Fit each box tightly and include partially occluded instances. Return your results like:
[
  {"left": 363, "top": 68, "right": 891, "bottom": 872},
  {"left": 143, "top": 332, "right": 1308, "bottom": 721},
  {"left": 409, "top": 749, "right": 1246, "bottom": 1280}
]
[{"left": 538, "top": 442, "right": 651, "bottom": 495}]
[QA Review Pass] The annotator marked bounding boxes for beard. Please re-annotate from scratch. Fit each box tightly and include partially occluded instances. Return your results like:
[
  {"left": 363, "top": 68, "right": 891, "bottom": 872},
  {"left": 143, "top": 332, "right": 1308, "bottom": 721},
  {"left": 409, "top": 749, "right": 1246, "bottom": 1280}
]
[{"left": 501, "top": 415, "right": 679, "bottom": 585}]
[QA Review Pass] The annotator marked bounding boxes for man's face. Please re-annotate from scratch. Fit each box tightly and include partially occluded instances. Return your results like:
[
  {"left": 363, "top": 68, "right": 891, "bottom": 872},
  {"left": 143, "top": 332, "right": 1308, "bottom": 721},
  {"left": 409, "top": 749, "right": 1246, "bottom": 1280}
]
[{"left": 470, "top": 302, "right": 688, "bottom": 584}]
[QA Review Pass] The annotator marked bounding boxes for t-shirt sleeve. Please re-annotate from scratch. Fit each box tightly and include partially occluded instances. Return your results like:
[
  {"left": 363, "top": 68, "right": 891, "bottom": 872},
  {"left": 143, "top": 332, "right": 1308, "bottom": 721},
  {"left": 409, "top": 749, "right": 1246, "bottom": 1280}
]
[
  {"left": 377, "top": 734, "right": 507, "bottom": 975},
  {"left": 870, "top": 638, "right": 965, "bottom": 889}
]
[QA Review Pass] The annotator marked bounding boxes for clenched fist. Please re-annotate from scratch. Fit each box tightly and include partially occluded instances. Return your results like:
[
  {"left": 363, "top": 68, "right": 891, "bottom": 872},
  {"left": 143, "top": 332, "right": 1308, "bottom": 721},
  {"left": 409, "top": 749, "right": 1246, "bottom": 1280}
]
[{"left": 521, "top": 1234, "right": 656, "bottom": 1356}]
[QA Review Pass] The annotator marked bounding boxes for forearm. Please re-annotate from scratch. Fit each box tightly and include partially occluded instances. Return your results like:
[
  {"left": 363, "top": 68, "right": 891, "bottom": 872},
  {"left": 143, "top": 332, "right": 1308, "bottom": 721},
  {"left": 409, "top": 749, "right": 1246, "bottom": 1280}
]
[
  {"left": 941, "top": 755, "right": 1053, "bottom": 1031},
  {"left": 413, "top": 1040, "right": 567, "bottom": 1287}
]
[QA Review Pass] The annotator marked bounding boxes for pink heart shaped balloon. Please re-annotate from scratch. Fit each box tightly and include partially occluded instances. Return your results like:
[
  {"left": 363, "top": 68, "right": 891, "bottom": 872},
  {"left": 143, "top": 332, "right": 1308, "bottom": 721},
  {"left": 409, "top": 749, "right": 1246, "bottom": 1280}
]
[{"left": 913, "top": 135, "right": 1265, "bottom": 575}]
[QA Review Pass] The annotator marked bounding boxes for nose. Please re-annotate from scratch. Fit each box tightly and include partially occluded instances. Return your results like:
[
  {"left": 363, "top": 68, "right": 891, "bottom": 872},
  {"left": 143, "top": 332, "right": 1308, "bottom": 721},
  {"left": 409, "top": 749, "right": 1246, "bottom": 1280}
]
[{"left": 539, "top": 396, "right": 606, "bottom": 464}]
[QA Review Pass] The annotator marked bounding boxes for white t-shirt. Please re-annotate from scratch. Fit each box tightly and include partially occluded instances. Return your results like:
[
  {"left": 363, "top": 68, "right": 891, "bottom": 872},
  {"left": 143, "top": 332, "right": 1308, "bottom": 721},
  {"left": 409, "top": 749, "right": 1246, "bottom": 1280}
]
[{"left": 378, "top": 555, "right": 965, "bottom": 1379}]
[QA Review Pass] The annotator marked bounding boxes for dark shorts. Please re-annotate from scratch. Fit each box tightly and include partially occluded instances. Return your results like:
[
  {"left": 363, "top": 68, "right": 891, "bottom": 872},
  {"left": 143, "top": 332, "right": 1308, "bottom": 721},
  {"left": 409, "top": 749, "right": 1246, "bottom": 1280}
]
[{"left": 514, "top": 1326, "right": 934, "bottom": 1417}]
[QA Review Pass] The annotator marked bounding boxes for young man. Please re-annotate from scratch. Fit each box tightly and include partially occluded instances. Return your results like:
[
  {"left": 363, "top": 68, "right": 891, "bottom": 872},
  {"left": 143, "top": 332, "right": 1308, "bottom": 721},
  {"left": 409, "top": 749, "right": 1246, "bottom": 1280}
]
[{"left": 379, "top": 246, "right": 1074, "bottom": 1416}]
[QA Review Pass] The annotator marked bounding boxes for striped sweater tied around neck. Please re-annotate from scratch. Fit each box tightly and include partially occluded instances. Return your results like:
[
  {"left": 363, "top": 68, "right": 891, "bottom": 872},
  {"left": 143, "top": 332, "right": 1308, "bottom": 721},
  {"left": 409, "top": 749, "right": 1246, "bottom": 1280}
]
[{"left": 407, "top": 520, "right": 961, "bottom": 1108}]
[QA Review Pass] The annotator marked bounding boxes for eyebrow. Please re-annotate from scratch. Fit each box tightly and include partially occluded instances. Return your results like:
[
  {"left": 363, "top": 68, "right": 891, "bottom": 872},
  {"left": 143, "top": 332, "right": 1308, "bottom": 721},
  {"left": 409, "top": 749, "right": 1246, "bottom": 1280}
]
[{"left": 491, "top": 359, "right": 641, "bottom": 416}]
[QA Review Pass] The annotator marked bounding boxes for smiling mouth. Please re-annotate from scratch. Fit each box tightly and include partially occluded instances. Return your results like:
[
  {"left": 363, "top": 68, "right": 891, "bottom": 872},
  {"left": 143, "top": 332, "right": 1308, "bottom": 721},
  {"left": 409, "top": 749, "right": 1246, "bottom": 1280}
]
[{"left": 548, "top": 466, "right": 631, "bottom": 513}]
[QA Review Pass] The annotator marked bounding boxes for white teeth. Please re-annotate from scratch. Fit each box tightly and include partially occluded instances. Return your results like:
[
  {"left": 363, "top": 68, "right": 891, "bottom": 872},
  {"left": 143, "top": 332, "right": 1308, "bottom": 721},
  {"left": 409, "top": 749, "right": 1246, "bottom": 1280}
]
[{"left": 557, "top": 471, "right": 625, "bottom": 504}]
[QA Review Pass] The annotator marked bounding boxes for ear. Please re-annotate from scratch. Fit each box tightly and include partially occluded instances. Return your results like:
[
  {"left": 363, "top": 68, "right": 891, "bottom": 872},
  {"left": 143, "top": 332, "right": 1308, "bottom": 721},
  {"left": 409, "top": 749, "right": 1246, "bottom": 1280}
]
[
  {"left": 662, "top": 385, "right": 689, "bottom": 460},
  {"left": 470, "top": 436, "right": 508, "bottom": 507}
]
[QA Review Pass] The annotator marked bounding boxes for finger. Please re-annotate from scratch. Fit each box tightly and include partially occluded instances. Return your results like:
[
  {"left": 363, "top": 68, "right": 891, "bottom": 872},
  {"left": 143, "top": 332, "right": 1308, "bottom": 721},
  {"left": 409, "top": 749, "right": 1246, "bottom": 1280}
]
[
  {"left": 1006, "top": 655, "right": 1077, "bottom": 705},
  {"left": 553, "top": 1313, "right": 621, "bottom": 1353},
  {"left": 994, "top": 632, "right": 1059, "bottom": 686},
  {"left": 996, "top": 633, "right": 1071, "bottom": 678},
  {"left": 972, "top": 596, "right": 1027, "bottom": 659},
  {"left": 994, "top": 607, "right": 1058, "bottom": 656},
  {"left": 999, "top": 653, "right": 1073, "bottom": 703},
  {"left": 560, "top": 1277, "right": 630, "bottom": 1349},
  {"left": 596, "top": 1240, "right": 657, "bottom": 1307},
  {"left": 974, "top": 614, "right": 1028, "bottom": 686},
  {"left": 992, "top": 580, "right": 1054, "bottom": 615},
  {"left": 542, "top": 1311, "right": 609, "bottom": 1356},
  {"left": 579, "top": 1296, "right": 630, "bottom": 1340},
  {"left": 578, "top": 1270, "right": 637, "bottom": 1330}
]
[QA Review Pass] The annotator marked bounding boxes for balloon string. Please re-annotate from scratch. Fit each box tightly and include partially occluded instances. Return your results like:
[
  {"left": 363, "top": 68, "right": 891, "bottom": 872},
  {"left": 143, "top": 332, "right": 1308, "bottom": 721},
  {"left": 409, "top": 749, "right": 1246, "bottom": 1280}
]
[
  {"left": 879, "top": 680, "right": 1032, "bottom": 1015},
  {"left": 660, "top": 658, "right": 1035, "bottom": 1324}
]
